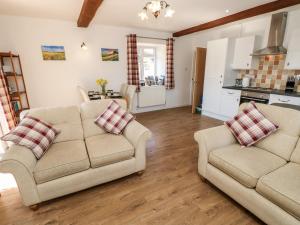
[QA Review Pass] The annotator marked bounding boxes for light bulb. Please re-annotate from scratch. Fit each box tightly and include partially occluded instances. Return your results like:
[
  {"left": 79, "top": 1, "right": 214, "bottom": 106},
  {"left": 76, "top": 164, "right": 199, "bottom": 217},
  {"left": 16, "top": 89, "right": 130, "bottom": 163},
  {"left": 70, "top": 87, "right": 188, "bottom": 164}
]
[
  {"left": 165, "top": 8, "right": 175, "bottom": 17},
  {"left": 138, "top": 11, "right": 149, "bottom": 21}
]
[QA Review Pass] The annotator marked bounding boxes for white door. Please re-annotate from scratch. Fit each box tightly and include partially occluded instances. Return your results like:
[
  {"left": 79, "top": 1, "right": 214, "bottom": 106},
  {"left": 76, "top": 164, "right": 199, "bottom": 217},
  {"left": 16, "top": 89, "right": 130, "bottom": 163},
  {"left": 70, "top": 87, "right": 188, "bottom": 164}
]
[{"left": 203, "top": 38, "right": 229, "bottom": 115}]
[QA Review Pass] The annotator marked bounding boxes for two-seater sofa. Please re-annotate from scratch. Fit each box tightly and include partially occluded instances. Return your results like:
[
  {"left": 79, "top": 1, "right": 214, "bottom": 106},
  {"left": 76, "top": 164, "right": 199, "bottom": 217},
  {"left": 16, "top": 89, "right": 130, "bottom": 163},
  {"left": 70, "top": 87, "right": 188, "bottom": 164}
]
[
  {"left": 0, "top": 99, "right": 151, "bottom": 208},
  {"left": 194, "top": 103, "right": 300, "bottom": 225}
]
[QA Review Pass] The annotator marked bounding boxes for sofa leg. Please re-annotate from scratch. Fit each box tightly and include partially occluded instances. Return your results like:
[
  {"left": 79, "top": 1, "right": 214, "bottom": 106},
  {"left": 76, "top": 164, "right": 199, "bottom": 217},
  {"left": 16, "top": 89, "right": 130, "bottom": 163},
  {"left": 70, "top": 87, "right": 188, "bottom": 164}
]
[
  {"left": 137, "top": 170, "right": 144, "bottom": 176},
  {"left": 199, "top": 175, "right": 206, "bottom": 182},
  {"left": 29, "top": 204, "right": 39, "bottom": 211}
]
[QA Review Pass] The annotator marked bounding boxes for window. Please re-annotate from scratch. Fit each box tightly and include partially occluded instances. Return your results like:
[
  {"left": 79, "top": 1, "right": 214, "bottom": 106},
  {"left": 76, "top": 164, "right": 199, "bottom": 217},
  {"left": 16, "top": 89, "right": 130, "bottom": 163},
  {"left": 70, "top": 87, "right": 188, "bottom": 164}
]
[
  {"left": 138, "top": 44, "right": 166, "bottom": 86},
  {"left": 138, "top": 46, "right": 156, "bottom": 80}
]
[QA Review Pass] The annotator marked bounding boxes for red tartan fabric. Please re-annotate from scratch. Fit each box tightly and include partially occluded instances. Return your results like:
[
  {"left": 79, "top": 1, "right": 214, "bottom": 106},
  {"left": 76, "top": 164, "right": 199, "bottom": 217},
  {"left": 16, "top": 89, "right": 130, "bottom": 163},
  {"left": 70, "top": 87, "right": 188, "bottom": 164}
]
[
  {"left": 225, "top": 102, "right": 278, "bottom": 147},
  {"left": 94, "top": 100, "right": 134, "bottom": 135},
  {"left": 166, "top": 38, "right": 175, "bottom": 89},
  {"left": 0, "top": 68, "right": 16, "bottom": 130},
  {"left": 1, "top": 116, "right": 60, "bottom": 159},
  {"left": 127, "top": 34, "right": 140, "bottom": 92}
]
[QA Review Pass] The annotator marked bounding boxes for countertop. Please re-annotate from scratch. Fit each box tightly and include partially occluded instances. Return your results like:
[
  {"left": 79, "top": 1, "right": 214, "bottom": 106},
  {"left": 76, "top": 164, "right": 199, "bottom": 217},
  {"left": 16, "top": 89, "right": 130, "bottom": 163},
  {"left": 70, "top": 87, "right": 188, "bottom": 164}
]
[{"left": 223, "top": 86, "right": 300, "bottom": 98}]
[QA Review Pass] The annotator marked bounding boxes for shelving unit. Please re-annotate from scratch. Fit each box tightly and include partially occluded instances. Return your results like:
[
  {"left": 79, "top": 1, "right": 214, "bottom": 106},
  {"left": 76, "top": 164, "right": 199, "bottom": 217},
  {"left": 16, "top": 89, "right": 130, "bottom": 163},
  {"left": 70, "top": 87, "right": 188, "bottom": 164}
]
[{"left": 0, "top": 52, "right": 30, "bottom": 122}]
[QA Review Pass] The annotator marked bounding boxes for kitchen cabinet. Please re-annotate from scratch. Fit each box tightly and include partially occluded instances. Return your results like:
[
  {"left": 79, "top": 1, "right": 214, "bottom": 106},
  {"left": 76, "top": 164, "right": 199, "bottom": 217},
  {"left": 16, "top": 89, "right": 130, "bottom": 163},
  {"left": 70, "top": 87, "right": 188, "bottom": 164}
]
[
  {"left": 269, "top": 94, "right": 300, "bottom": 106},
  {"left": 220, "top": 89, "right": 241, "bottom": 119},
  {"left": 232, "top": 36, "right": 259, "bottom": 70},
  {"left": 202, "top": 38, "right": 236, "bottom": 120},
  {"left": 285, "top": 29, "right": 300, "bottom": 69}
]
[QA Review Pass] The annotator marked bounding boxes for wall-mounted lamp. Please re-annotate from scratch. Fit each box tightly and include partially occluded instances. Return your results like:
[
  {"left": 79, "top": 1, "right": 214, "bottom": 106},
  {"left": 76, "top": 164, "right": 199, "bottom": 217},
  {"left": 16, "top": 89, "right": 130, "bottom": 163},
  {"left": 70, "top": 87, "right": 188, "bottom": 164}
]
[{"left": 81, "top": 42, "right": 87, "bottom": 50}]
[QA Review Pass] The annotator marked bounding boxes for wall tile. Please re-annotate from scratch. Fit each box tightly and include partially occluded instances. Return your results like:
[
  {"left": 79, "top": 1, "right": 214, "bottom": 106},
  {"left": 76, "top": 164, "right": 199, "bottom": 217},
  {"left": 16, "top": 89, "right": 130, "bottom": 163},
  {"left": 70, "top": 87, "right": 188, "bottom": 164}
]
[{"left": 238, "top": 55, "right": 298, "bottom": 90}]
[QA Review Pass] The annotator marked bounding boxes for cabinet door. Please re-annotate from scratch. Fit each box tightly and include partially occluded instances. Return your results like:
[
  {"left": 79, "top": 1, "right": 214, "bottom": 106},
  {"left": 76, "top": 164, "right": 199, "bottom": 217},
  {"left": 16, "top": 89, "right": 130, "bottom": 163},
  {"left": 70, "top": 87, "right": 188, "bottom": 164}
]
[
  {"left": 203, "top": 38, "right": 228, "bottom": 114},
  {"left": 269, "top": 94, "right": 300, "bottom": 106},
  {"left": 232, "top": 36, "right": 255, "bottom": 69},
  {"left": 203, "top": 77, "right": 222, "bottom": 113},
  {"left": 220, "top": 89, "right": 241, "bottom": 118},
  {"left": 204, "top": 38, "right": 228, "bottom": 79},
  {"left": 285, "top": 29, "right": 300, "bottom": 69}
]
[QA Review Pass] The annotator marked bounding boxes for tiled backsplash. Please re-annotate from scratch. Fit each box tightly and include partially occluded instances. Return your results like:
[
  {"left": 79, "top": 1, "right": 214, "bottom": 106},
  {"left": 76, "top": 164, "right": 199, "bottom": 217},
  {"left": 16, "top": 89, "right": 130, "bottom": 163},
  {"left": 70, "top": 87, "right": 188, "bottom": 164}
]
[{"left": 238, "top": 55, "right": 300, "bottom": 90}]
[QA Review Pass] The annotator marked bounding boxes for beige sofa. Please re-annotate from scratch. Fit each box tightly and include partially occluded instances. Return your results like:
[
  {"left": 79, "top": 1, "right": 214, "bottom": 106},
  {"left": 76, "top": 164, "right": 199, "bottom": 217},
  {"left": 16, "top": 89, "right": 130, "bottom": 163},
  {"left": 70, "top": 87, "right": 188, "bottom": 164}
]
[
  {"left": 0, "top": 99, "right": 151, "bottom": 208},
  {"left": 194, "top": 103, "right": 300, "bottom": 225}
]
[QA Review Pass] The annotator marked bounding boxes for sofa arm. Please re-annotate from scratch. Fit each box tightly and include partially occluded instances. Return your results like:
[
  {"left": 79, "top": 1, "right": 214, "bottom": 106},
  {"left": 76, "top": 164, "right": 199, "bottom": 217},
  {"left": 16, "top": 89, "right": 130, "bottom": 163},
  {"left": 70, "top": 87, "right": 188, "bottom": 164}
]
[
  {"left": 123, "top": 120, "right": 152, "bottom": 171},
  {"left": 194, "top": 125, "right": 236, "bottom": 178},
  {"left": 0, "top": 145, "right": 40, "bottom": 206}
]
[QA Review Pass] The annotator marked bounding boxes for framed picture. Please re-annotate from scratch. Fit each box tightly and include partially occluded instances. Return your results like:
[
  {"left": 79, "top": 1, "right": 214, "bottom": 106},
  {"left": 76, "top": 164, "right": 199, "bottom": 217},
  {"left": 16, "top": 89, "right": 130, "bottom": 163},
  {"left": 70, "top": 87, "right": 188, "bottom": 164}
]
[
  {"left": 41, "top": 45, "right": 66, "bottom": 60},
  {"left": 101, "top": 48, "right": 119, "bottom": 61}
]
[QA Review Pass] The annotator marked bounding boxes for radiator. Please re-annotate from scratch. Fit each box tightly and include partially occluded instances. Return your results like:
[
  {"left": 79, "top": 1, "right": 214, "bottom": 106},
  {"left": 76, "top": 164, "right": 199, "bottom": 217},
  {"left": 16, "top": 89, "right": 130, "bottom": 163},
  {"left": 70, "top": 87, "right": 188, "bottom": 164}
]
[{"left": 138, "top": 86, "right": 166, "bottom": 107}]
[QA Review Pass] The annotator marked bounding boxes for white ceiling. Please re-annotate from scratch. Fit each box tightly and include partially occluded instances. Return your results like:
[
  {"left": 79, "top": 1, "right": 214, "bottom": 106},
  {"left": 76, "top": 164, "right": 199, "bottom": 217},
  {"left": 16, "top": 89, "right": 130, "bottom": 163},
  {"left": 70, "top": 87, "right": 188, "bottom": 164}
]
[{"left": 0, "top": 0, "right": 276, "bottom": 32}]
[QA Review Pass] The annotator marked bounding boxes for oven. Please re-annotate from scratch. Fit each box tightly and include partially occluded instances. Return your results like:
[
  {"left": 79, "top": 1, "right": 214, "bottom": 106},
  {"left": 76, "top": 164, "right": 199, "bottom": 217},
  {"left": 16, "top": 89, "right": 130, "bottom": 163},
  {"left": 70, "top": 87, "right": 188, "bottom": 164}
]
[{"left": 240, "top": 91, "right": 270, "bottom": 105}]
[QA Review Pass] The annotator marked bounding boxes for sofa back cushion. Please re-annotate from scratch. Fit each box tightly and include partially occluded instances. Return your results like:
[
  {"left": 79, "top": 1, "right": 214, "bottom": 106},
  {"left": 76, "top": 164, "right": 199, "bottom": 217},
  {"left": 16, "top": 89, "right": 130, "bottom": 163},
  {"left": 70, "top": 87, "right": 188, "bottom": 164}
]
[
  {"left": 80, "top": 99, "right": 127, "bottom": 138},
  {"left": 291, "top": 139, "right": 300, "bottom": 164},
  {"left": 26, "top": 106, "right": 83, "bottom": 143},
  {"left": 239, "top": 103, "right": 300, "bottom": 160}
]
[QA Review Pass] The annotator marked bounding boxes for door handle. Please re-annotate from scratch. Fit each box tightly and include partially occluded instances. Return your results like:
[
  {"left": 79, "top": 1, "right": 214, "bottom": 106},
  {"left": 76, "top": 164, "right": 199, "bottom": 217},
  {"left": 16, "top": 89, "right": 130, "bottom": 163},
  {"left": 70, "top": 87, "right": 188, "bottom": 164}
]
[{"left": 278, "top": 99, "right": 290, "bottom": 103}]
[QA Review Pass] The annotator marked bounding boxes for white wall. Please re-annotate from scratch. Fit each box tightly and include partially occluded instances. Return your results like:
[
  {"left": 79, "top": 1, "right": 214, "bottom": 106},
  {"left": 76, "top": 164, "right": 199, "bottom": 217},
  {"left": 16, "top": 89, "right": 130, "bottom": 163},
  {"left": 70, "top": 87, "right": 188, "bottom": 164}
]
[
  {"left": 0, "top": 15, "right": 191, "bottom": 111},
  {"left": 175, "top": 7, "right": 300, "bottom": 104}
]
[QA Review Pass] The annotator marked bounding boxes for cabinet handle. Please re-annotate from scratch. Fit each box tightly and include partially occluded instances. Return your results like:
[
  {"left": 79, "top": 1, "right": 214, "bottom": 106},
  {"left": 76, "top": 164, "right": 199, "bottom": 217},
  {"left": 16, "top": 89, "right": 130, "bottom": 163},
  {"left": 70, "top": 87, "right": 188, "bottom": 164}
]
[
  {"left": 287, "top": 62, "right": 290, "bottom": 66},
  {"left": 228, "top": 92, "right": 234, "bottom": 94},
  {"left": 246, "top": 63, "right": 249, "bottom": 67},
  {"left": 278, "top": 99, "right": 290, "bottom": 103}
]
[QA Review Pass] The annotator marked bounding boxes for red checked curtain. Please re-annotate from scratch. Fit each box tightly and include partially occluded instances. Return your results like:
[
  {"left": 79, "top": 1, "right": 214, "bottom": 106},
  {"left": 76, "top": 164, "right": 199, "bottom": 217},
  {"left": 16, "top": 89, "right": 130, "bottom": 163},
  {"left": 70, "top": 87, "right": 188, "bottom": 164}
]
[
  {"left": 166, "top": 38, "right": 175, "bottom": 89},
  {"left": 0, "top": 68, "right": 16, "bottom": 131},
  {"left": 127, "top": 34, "right": 140, "bottom": 92}
]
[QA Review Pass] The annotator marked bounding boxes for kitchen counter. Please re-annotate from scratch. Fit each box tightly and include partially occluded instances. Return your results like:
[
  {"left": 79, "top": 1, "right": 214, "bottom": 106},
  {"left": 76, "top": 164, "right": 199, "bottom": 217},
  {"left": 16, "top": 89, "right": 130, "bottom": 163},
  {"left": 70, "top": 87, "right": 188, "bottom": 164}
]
[{"left": 223, "top": 86, "right": 300, "bottom": 98}]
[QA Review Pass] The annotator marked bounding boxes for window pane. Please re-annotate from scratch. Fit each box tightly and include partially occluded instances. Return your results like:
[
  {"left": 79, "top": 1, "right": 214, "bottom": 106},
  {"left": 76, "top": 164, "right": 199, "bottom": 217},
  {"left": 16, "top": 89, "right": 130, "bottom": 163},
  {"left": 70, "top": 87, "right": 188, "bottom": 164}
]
[
  {"left": 143, "top": 56, "right": 155, "bottom": 77},
  {"left": 143, "top": 48, "right": 154, "bottom": 55}
]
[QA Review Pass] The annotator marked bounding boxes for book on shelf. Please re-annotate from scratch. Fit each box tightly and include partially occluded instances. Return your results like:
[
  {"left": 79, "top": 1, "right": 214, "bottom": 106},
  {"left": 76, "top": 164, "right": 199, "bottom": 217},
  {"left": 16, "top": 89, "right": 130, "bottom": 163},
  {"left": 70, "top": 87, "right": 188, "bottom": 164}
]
[{"left": 11, "top": 101, "right": 20, "bottom": 113}]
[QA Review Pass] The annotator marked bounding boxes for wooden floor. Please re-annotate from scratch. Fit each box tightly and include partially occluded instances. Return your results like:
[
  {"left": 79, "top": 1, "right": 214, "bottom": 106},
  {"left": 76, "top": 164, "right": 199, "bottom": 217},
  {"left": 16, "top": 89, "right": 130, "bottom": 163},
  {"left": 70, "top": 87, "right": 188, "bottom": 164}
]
[{"left": 0, "top": 107, "right": 263, "bottom": 225}]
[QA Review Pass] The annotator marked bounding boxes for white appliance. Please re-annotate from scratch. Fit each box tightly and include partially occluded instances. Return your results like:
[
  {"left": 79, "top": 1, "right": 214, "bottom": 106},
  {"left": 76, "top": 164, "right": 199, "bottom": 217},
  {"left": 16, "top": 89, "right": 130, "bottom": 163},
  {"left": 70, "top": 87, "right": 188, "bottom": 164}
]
[
  {"left": 242, "top": 77, "right": 251, "bottom": 87},
  {"left": 202, "top": 38, "right": 236, "bottom": 120}
]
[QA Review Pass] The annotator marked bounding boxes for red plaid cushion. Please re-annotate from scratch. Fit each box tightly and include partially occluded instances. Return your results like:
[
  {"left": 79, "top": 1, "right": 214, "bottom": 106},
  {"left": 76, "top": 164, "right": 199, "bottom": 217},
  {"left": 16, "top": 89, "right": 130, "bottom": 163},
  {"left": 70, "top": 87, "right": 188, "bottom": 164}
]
[
  {"left": 1, "top": 116, "right": 60, "bottom": 159},
  {"left": 95, "top": 100, "right": 134, "bottom": 135},
  {"left": 225, "top": 102, "right": 278, "bottom": 147}
]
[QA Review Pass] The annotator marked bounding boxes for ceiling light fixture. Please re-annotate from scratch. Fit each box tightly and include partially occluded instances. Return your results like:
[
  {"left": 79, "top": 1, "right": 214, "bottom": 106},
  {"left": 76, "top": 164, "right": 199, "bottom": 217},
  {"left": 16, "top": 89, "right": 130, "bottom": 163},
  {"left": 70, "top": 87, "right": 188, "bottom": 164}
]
[
  {"left": 81, "top": 42, "right": 87, "bottom": 50},
  {"left": 139, "top": 1, "right": 175, "bottom": 20},
  {"left": 225, "top": 9, "right": 230, "bottom": 13}
]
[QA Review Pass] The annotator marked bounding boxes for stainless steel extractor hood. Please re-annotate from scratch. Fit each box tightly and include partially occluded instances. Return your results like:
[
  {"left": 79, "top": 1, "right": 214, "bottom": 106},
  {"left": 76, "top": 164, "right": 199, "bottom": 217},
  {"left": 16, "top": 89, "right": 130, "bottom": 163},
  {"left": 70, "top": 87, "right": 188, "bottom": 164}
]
[{"left": 252, "top": 12, "right": 288, "bottom": 56}]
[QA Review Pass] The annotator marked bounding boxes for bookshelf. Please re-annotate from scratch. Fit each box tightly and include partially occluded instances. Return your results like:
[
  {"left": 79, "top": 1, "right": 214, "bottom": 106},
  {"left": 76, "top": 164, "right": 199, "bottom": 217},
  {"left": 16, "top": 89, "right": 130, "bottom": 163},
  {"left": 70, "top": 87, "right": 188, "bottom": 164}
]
[{"left": 0, "top": 52, "right": 30, "bottom": 123}]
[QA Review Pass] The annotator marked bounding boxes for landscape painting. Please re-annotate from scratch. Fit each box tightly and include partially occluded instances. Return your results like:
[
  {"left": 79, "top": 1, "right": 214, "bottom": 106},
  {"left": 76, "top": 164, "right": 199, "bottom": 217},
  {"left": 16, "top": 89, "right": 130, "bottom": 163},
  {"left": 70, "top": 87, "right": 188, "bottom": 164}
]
[
  {"left": 41, "top": 45, "right": 66, "bottom": 60},
  {"left": 101, "top": 48, "right": 119, "bottom": 61}
]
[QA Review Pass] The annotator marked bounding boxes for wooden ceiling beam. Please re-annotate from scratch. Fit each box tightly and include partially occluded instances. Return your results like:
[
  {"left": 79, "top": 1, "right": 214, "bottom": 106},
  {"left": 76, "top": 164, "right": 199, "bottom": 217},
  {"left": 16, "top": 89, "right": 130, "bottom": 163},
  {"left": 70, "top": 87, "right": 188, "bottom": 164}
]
[
  {"left": 173, "top": 0, "right": 300, "bottom": 37},
  {"left": 77, "top": 0, "right": 104, "bottom": 27}
]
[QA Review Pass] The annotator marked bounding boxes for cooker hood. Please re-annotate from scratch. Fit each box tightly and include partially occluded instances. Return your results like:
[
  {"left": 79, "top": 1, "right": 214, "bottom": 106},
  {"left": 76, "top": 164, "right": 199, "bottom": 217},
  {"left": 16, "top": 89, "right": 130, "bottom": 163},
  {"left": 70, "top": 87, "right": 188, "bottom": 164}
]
[{"left": 252, "top": 12, "right": 288, "bottom": 56}]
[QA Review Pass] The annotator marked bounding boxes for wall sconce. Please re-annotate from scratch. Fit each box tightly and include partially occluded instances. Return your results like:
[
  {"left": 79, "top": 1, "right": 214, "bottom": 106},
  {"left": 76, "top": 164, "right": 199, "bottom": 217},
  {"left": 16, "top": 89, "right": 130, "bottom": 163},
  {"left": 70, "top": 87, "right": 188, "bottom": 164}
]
[{"left": 81, "top": 42, "right": 87, "bottom": 50}]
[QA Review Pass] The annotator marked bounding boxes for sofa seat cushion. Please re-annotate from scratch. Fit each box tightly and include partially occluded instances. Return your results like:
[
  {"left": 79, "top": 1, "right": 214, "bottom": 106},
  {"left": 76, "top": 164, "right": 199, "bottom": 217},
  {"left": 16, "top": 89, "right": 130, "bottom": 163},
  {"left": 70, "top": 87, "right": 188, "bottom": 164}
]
[
  {"left": 85, "top": 134, "right": 134, "bottom": 168},
  {"left": 256, "top": 163, "right": 300, "bottom": 219},
  {"left": 34, "top": 140, "right": 90, "bottom": 184},
  {"left": 208, "top": 144, "right": 286, "bottom": 188}
]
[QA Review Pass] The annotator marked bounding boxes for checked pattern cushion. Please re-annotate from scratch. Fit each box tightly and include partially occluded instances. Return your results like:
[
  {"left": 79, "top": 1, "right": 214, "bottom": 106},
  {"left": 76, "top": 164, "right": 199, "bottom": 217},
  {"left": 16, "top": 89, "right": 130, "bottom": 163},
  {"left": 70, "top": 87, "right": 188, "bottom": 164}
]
[
  {"left": 1, "top": 116, "right": 60, "bottom": 159},
  {"left": 95, "top": 100, "right": 134, "bottom": 135},
  {"left": 225, "top": 102, "right": 278, "bottom": 147}
]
